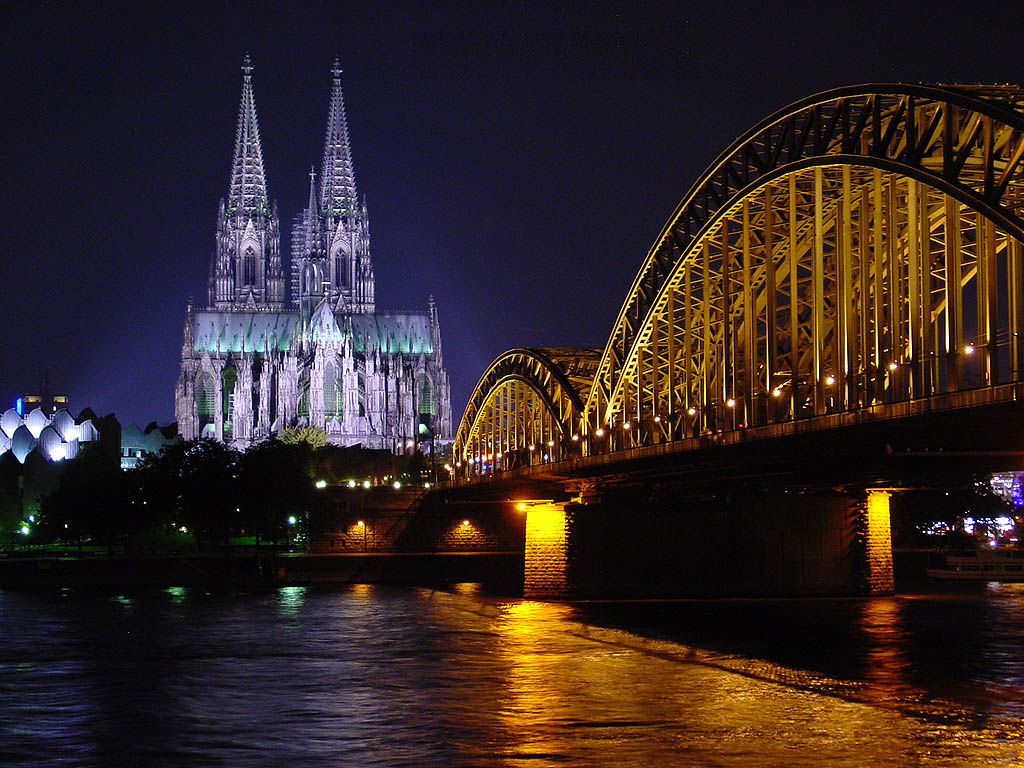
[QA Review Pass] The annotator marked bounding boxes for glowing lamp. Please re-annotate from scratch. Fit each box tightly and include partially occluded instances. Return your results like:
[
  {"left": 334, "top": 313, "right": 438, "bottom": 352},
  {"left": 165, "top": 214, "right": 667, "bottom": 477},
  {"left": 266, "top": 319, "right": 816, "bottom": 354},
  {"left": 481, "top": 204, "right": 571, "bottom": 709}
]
[
  {"left": 687, "top": 407, "right": 697, "bottom": 416},
  {"left": 726, "top": 399, "right": 736, "bottom": 408},
  {"left": 315, "top": 480, "right": 327, "bottom": 489}
]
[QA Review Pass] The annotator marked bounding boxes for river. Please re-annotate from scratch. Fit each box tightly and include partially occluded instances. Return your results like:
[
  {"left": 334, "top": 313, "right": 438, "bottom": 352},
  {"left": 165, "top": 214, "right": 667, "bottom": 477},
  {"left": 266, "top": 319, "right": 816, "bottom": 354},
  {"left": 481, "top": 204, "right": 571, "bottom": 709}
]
[{"left": 1, "top": 582, "right": 1021, "bottom": 766}]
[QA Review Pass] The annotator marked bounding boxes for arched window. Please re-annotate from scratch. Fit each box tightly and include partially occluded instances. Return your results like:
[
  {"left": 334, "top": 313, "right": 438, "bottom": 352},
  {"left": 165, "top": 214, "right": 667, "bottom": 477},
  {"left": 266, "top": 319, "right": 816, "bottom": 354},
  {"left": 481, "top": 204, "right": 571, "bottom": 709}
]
[
  {"left": 243, "top": 246, "right": 257, "bottom": 286},
  {"left": 418, "top": 376, "right": 435, "bottom": 416},
  {"left": 298, "top": 371, "right": 310, "bottom": 418},
  {"left": 197, "top": 373, "right": 216, "bottom": 432},
  {"left": 323, "top": 361, "right": 341, "bottom": 418},
  {"left": 333, "top": 249, "right": 347, "bottom": 288},
  {"left": 222, "top": 365, "right": 237, "bottom": 438}
]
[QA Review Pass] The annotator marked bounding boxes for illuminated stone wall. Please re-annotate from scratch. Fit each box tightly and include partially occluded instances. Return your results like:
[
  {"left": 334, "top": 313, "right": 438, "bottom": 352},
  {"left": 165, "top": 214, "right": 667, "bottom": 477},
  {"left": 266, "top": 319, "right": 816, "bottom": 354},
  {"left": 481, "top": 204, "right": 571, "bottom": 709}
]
[
  {"left": 523, "top": 502, "right": 569, "bottom": 598},
  {"left": 309, "top": 492, "right": 524, "bottom": 555},
  {"left": 863, "top": 491, "right": 895, "bottom": 594}
]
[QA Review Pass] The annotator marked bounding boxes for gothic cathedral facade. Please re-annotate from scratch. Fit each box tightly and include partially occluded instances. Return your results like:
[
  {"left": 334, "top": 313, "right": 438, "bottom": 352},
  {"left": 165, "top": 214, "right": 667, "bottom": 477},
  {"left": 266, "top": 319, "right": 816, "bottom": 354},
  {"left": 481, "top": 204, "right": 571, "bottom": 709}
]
[{"left": 175, "top": 58, "right": 452, "bottom": 450}]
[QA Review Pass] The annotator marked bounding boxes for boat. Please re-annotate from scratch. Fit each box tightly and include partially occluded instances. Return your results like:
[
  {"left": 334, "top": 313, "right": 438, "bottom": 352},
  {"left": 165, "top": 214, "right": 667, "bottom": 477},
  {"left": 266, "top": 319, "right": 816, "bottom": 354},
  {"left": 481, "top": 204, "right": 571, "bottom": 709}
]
[{"left": 926, "top": 549, "right": 1024, "bottom": 581}]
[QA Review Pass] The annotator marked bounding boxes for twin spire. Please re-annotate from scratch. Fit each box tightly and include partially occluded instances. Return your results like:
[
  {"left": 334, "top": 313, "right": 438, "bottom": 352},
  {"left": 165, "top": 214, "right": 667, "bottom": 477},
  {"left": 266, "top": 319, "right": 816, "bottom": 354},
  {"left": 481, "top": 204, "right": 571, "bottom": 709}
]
[
  {"left": 226, "top": 55, "right": 357, "bottom": 220},
  {"left": 227, "top": 54, "right": 268, "bottom": 216},
  {"left": 320, "top": 57, "right": 358, "bottom": 218}
]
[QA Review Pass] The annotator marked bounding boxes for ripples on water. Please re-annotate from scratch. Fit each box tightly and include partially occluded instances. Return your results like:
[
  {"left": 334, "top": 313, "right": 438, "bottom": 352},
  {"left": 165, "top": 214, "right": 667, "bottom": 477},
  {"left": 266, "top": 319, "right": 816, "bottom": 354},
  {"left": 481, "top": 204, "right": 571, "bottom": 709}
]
[{"left": 0, "top": 582, "right": 1021, "bottom": 767}]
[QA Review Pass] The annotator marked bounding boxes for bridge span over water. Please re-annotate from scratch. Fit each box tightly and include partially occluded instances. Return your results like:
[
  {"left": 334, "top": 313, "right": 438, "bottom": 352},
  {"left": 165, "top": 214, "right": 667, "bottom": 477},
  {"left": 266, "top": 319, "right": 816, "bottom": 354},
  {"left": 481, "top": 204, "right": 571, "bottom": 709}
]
[{"left": 447, "top": 84, "right": 1024, "bottom": 598}]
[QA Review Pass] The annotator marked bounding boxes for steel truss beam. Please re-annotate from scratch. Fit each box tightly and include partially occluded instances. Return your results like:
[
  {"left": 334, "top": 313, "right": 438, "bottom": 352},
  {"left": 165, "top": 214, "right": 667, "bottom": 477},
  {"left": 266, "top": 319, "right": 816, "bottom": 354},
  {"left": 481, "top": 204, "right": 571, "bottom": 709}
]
[
  {"left": 589, "top": 81, "right": 1024, "bottom": 442},
  {"left": 455, "top": 84, "right": 1024, "bottom": 473},
  {"left": 453, "top": 348, "right": 601, "bottom": 473}
]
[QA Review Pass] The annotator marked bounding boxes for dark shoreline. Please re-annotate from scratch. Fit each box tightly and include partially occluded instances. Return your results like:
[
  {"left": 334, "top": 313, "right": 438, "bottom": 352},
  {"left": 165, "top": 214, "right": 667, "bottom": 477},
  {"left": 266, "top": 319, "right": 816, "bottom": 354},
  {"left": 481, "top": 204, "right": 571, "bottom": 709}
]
[{"left": 0, "top": 551, "right": 525, "bottom": 591}]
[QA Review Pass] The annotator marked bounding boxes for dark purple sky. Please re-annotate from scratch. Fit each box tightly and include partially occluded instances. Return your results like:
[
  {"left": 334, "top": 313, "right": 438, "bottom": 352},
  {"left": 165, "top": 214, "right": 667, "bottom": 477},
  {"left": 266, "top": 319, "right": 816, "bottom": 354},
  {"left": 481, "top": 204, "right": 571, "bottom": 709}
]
[{"left": 1, "top": 0, "right": 1017, "bottom": 428}]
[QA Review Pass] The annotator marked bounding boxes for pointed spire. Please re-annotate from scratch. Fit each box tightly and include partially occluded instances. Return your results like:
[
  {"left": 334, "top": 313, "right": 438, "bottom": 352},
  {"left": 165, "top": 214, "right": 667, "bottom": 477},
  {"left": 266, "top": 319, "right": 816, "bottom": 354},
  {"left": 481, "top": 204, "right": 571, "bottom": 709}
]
[
  {"left": 227, "top": 54, "right": 269, "bottom": 216},
  {"left": 320, "top": 57, "right": 357, "bottom": 217},
  {"left": 303, "top": 165, "right": 322, "bottom": 253}
]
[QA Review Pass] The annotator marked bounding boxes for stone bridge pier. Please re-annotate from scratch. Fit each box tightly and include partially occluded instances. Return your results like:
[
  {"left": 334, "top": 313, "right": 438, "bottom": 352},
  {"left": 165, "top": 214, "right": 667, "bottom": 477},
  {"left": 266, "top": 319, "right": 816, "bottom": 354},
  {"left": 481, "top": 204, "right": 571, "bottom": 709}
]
[{"left": 522, "top": 486, "right": 893, "bottom": 599}]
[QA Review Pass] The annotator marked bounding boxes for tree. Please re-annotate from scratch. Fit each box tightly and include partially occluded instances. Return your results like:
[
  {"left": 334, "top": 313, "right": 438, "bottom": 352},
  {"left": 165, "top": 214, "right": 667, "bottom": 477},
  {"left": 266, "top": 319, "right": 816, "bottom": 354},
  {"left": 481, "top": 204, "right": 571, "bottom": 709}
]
[
  {"left": 278, "top": 426, "right": 328, "bottom": 449},
  {"left": 236, "top": 439, "right": 314, "bottom": 545},
  {"left": 138, "top": 439, "right": 240, "bottom": 549},
  {"left": 38, "top": 442, "right": 130, "bottom": 554}
]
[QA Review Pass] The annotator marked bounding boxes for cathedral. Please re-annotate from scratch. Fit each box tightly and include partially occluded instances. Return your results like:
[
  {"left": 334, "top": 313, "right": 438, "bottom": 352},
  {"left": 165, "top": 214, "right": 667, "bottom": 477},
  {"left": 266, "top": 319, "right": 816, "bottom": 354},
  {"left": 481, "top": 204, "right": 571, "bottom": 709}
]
[{"left": 175, "top": 57, "right": 451, "bottom": 451}]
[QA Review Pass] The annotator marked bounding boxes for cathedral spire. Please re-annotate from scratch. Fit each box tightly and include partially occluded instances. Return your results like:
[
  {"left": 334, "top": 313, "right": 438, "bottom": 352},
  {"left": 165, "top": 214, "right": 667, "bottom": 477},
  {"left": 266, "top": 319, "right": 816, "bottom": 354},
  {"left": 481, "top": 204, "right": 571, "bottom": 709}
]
[
  {"left": 304, "top": 165, "right": 322, "bottom": 252},
  {"left": 227, "top": 54, "right": 269, "bottom": 216},
  {"left": 319, "top": 58, "right": 357, "bottom": 217}
]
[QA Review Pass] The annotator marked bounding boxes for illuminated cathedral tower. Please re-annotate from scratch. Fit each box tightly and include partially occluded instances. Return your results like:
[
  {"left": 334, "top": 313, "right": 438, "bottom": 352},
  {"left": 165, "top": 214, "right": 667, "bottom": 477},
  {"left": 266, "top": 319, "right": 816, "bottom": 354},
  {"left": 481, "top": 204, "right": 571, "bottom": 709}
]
[
  {"left": 291, "top": 60, "right": 374, "bottom": 316},
  {"left": 175, "top": 58, "right": 451, "bottom": 450},
  {"left": 209, "top": 55, "right": 285, "bottom": 311}
]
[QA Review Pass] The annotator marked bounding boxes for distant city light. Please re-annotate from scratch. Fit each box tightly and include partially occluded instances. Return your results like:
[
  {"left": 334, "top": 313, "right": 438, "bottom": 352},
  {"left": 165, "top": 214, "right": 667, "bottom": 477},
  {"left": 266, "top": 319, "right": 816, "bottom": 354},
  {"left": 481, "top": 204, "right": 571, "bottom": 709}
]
[
  {"left": 315, "top": 480, "right": 327, "bottom": 489},
  {"left": 288, "top": 516, "right": 297, "bottom": 525},
  {"left": 595, "top": 428, "right": 605, "bottom": 437},
  {"left": 726, "top": 399, "right": 736, "bottom": 408},
  {"left": 825, "top": 375, "right": 835, "bottom": 385},
  {"left": 19, "top": 525, "right": 29, "bottom": 535},
  {"left": 687, "top": 407, "right": 697, "bottom": 415},
  {"left": 348, "top": 480, "right": 356, "bottom": 488},
  {"left": 393, "top": 481, "right": 402, "bottom": 489},
  {"left": 965, "top": 344, "right": 976, "bottom": 355},
  {"left": 772, "top": 388, "right": 782, "bottom": 397},
  {"left": 362, "top": 480, "right": 371, "bottom": 489}
]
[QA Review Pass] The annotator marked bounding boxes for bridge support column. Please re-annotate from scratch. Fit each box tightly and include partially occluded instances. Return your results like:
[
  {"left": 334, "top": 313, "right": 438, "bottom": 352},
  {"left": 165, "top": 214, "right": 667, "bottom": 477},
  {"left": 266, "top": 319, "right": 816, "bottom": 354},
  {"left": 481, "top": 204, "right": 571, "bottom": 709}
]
[
  {"left": 523, "top": 502, "right": 569, "bottom": 598},
  {"left": 861, "top": 490, "right": 894, "bottom": 595}
]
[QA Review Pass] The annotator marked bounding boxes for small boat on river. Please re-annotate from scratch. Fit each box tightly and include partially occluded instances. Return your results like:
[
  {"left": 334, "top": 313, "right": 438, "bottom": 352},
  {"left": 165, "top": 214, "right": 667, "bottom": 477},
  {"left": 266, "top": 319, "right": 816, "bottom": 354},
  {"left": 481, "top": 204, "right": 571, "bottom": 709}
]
[{"left": 926, "top": 549, "right": 1024, "bottom": 581}]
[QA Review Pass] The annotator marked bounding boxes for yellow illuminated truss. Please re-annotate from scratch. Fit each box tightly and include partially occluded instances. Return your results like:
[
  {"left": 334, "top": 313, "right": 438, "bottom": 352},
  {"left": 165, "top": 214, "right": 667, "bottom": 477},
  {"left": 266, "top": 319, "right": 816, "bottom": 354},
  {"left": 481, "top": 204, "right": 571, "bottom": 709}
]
[
  {"left": 456, "top": 84, "right": 1024, "bottom": 468},
  {"left": 454, "top": 348, "right": 600, "bottom": 469}
]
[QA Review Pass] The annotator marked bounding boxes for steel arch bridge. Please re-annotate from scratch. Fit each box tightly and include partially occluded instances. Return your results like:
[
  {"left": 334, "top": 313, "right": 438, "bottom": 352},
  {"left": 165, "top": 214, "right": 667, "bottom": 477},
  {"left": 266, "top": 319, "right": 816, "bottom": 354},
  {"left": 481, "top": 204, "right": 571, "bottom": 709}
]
[{"left": 454, "top": 83, "right": 1024, "bottom": 474}]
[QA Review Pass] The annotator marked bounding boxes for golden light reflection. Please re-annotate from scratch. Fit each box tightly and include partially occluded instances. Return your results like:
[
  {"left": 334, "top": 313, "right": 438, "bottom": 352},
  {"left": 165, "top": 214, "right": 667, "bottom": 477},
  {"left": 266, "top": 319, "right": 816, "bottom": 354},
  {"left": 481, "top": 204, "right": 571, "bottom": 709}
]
[{"left": 858, "top": 597, "right": 919, "bottom": 703}]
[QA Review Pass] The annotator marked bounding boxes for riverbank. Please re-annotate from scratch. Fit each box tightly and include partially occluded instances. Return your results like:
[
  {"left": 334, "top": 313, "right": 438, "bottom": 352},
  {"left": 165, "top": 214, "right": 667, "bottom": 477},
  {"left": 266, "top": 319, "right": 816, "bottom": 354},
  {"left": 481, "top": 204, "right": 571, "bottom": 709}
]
[{"left": 0, "top": 551, "right": 525, "bottom": 591}]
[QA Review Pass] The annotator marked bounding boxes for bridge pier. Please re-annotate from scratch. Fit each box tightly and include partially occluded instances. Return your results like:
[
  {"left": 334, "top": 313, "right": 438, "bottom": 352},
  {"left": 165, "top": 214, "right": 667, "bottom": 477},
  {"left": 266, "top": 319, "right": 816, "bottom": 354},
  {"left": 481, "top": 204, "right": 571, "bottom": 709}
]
[
  {"left": 522, "top": 486, "right": 893, "bottom": 599},
  {"left": 523, "top": 502, "right": 569, "bottom": 598}
]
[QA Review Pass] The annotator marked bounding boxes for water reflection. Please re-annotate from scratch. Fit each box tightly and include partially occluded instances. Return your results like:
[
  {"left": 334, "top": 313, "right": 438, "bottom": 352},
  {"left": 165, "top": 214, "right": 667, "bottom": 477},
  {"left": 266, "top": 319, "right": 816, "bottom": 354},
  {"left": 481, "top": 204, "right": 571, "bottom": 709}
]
[
  {"left": 0, "top": 586, "right": 1021, "bottom": 766},
  {"left": 277, "top": 585, "right": 307, "bottom": 616}
]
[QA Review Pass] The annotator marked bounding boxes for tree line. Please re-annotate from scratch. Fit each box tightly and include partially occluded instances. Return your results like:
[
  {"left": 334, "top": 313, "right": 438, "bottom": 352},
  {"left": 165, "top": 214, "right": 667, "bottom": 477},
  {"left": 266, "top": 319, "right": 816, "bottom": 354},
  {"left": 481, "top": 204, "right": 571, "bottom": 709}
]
[{"left": 32, "top": 429, "right": 430, "bottom": 553}]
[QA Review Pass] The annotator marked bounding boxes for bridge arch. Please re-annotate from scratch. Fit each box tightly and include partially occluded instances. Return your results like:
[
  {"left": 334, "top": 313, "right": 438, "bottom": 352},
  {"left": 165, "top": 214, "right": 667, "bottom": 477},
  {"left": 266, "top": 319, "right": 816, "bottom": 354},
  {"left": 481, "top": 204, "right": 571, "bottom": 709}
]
[
  {"left": 586, "top": 83, "right": 1024, "bottom": 444},
  {"left": 454, "top": 348, "right": 601, "bottom": 474}
]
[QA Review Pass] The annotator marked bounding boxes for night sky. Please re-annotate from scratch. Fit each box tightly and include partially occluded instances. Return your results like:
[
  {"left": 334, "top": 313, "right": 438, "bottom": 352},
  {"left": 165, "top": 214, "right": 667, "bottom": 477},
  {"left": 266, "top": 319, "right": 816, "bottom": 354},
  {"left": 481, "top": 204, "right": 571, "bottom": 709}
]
[{"left": 2, "top": 1, "right": 1020, "bottom": 429}]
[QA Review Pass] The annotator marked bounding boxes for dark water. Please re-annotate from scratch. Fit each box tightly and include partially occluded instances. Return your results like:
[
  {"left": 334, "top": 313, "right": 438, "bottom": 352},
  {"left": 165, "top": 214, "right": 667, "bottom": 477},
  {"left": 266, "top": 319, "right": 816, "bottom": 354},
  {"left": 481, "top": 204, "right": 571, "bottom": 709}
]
[{"left": 1, "top": 583, "right": 1022, "bottom": 767}]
